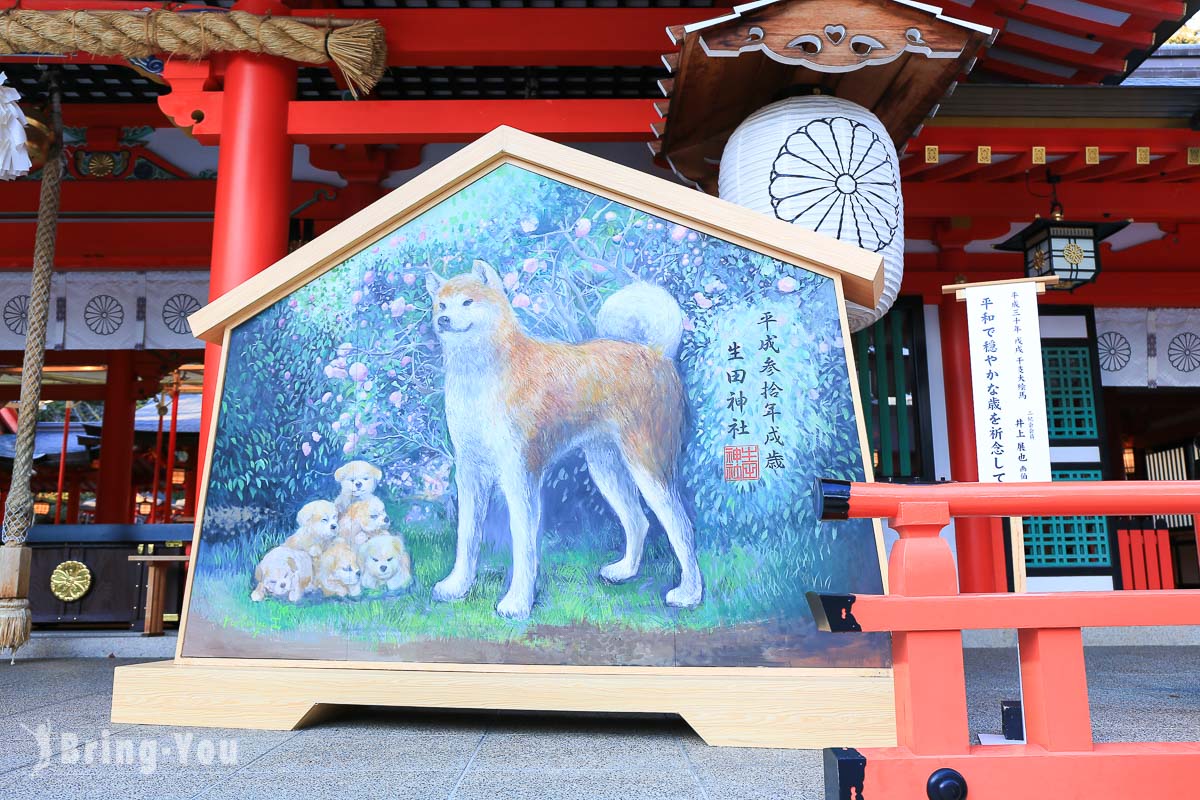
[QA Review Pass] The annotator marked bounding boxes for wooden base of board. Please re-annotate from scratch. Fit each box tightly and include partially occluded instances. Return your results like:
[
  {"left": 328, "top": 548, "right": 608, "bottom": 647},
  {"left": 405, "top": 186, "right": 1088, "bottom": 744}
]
[{"left": 112, "top": 660, "right": 897, "bottom": 749}]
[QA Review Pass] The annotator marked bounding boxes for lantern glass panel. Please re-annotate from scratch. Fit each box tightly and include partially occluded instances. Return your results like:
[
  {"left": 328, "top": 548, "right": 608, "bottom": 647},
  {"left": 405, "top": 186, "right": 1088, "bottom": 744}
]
[
  {"left": 1024, "top": 230, "right": 1052, "bottom": 279},
  {"left": 1048, "top": 225, "right": 1098, "bottom": 287}
]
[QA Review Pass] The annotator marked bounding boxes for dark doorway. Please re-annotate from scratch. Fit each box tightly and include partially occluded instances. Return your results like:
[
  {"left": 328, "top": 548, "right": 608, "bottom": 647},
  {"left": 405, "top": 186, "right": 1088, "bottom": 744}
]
[{"left": 1103, "top": 387, "right": 1200, "bottom": 588}]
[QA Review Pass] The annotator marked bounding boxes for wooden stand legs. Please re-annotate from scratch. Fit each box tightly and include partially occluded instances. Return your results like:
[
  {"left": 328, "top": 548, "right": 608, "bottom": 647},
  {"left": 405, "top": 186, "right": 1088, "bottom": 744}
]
[{"left": 111, "top": 660, "right": 897, "bottom": 749}]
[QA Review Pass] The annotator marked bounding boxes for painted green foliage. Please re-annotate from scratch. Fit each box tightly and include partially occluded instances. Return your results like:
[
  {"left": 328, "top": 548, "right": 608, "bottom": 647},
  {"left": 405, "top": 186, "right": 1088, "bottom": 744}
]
[{"left": 189, "top": 164, "right": 885, "bottom": 664}]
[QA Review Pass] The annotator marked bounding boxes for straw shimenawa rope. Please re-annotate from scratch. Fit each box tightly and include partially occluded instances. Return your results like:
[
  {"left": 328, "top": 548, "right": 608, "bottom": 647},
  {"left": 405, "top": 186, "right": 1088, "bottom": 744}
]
[
  {"left": 0, "top": 75, "right": 62, "bottom": 658},
  {"left": 0, "top": 9, "right": 386, "bottom": 97}
]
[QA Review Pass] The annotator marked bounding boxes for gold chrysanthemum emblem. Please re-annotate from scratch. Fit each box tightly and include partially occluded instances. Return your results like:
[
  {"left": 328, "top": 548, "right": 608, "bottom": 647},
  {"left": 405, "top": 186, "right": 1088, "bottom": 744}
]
[
  {"left": 50, "top": 560, "right": 92, "bottom": 602},
  {"left": 1062, "top": 242, "right": 1085, "bottom": 266}
]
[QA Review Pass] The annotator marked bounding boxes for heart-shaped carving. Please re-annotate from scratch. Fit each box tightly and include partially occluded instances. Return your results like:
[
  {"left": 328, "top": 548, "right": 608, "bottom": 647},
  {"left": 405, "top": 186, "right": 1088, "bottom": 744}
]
[{"left": 824, "top": 24, "right": 846, "bottom": 45}]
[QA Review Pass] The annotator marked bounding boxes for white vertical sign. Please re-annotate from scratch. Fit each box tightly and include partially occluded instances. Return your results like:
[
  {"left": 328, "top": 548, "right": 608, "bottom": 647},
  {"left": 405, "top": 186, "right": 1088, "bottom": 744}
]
[{"left": 964, "top": 282, "right": 1052, "bottom": 484}]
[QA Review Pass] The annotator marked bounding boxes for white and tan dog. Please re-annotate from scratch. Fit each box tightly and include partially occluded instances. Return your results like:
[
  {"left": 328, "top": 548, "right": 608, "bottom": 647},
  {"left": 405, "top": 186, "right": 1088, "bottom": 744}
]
[
  {"left": 250, "top": 546, "right": 313, "bottom": 603},
  {"left": 284, "top": 499, "right": 340, "bottom": 557},
  {"left": 359, "top": 534, "right": 413, "bottom": 593},
  {"left": 315, "top": 540, "right": 363, "bottom": 598},
  {"left": 334, "top": 460, "right": 382, "bottom": 514},
  {"left": 427, "top": 261, "right": 700, "bottom": 619},
  {"left": 338, "top": 495, "right": 390, "bottom": 545}
]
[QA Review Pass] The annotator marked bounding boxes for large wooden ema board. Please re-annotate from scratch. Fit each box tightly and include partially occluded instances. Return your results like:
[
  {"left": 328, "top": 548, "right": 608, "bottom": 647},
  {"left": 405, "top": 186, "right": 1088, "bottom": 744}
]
[{"left": 111, "top": 127, "right": 896, "bottom": 748}]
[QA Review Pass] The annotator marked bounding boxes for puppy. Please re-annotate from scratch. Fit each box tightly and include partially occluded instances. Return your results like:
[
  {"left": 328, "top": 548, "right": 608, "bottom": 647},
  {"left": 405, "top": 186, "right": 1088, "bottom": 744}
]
[
  {"left": 334, "top": 460, "right": 382, "bottom": 513},
  {"left": 339, "top": 495, "right": 390, "bottom": 544},
  {"left": 284, "top": 499, "right": 340, "bottom": 557},
  {"left": 359, "top": 534, "right": 413, "bottom": 593},
  {"left": 250, "top": 546, "right": 313, "bottom": 603},
  {"left": 315, "top": 540, "right": 363, "bottom": 598}
]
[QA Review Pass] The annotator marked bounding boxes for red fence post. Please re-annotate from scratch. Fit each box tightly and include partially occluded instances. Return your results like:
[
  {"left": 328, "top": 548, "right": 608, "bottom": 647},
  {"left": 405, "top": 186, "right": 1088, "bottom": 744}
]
[
  {"left": 814, "top": 479, "right": 1200, "bottom": 800},
  {"left": 1018, "top": 627, "right": 1093, "bottom": 751},
  {"left": 1117, "top": 529, "right": 1134, "bottom": 590},
  {"left": 1156, "top": 530, "right": 1175, "bottom": 589},
  {"left": 888, "top": 501, "right": 970, "bottom": 756}
]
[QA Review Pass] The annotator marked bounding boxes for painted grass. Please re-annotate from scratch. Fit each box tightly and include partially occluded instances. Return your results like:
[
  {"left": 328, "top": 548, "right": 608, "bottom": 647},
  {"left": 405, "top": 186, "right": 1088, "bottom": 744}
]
[{"left": 190, "top": 508, "right": 811, "bottom": 646}]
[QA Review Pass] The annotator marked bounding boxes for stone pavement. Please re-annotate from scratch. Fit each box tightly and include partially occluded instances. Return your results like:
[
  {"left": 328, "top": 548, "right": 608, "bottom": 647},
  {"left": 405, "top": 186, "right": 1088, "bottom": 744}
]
[{"left": 0, "top": 648, "right": 1196, "bottom": 800}]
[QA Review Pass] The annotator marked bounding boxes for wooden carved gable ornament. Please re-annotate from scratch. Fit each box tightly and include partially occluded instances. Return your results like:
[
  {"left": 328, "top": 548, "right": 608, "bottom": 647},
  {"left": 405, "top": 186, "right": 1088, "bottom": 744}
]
[
  {"left": 654, "top": 0, "right": 995, "bottom": 192},
  {"left": 687, "top": 0, "right": 982, "bottom": 71}
]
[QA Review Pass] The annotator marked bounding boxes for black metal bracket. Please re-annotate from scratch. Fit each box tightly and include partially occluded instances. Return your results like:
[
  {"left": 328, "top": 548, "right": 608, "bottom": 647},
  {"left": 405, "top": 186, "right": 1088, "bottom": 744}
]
[
  {"left": 807, "top": 592, "right": 861, "bottom": 633},
  {"left": 824, "top": 748, "right": 866, "bottom": 800}
]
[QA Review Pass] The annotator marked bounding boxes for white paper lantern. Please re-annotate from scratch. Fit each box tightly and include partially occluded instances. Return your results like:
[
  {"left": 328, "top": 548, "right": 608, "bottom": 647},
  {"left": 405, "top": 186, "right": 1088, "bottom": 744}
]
[
  {"left": 719, "top": 96, "right": 903, "bottom": 331},
  {"left": 0, "top": 72, "right": 32, "bottom": 181}
]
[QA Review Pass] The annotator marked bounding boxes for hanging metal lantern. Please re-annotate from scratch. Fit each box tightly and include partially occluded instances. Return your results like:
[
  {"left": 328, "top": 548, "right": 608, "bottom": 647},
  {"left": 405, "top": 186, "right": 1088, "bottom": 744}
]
[{"left": 994, "top": 173, "right": 1130, "bottom": 291}]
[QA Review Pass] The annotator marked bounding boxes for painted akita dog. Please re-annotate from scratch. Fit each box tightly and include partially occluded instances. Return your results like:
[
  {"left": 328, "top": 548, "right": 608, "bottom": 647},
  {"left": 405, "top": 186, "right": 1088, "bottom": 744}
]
[{"left": 426, "top": 260, "right": 701, "bottom": 619}]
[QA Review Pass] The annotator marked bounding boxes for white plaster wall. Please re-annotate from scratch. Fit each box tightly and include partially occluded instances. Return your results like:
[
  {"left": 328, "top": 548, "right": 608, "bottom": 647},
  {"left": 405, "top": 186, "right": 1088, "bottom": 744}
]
[{"left": 1026, "top": 575, "right": 1115, "bottom": 592}]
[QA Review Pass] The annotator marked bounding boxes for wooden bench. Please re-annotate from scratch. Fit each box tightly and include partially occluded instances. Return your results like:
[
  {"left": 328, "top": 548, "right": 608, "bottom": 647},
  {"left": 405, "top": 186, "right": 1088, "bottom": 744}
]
[{"left": 128, "top": 555, "right": 189, "bottom": 636}]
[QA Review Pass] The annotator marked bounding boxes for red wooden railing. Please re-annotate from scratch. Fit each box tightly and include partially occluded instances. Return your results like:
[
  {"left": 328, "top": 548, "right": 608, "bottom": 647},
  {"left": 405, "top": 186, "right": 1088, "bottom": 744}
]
[
  {"left": 811, "top": 479, "right": 1200, "bottom": 800},
  {"left": 1117, "top": 528, "right": 1175, "bottom": 590}
]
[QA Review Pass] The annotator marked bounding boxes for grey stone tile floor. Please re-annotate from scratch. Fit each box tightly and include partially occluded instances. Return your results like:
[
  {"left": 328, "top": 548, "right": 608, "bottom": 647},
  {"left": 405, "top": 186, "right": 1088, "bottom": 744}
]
[{"left": 0, "top": 647, "right": 1195, "bottom": 799}]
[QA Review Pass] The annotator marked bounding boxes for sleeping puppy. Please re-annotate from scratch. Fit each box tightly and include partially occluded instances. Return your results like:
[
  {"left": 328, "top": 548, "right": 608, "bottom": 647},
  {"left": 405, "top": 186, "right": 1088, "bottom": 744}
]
[
  {"left": 334, "top": 460, "right": 382, "bottom": 514},
  {"left": 359, "top": 534, "right": 413, "bottom": 593},
  {"left": 250, "top": 546, "right": 313, "bottom": 603},
  {"left": 284, "top": 499, "right": 340, "bottom": 557},
  {"left": 315, "top": 540, "right": 363, "bottom": 598},
  {"left": 339, "top": 495, "right": 390, "bottom": 545}
]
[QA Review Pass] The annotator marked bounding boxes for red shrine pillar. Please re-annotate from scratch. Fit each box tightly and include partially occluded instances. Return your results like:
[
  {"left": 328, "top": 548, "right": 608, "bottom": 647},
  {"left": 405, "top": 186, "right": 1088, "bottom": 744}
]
[
  {"left": 197, "top": 0, "right": 297, "bottom": 477},
  {"left": 939, "top": 295, "right": 1007, "bottom": 592},
  {"left": 96, "top": 350, "right": 136, "bottom": 524}
]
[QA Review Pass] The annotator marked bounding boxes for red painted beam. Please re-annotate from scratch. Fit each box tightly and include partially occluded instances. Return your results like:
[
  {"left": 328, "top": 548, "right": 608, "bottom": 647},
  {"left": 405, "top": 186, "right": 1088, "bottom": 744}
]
[
  {"left": 977, "top": 55, "right": 1094, "bottom": 85},
  {"left": 813, "top": 590, "right": 1200, "bottom": 632},
  {"left": 982, "top": 1, "right": 1155, "bottom": 49},
  {"left": 0, "top": 180, "right": 350, "bottom": 216},
  {"left": 0, "top": 382, "right": 164, "bottom": 402},
  {"left": 912, "top": 128, "right": 1200, "bottom": 157},
  {"left": 163, "top": 95, "right": 658, "bottom": 145},
  {"left": 903, "top": 269, "right": 1200, "bottom": 307},
  {"left": 290, "top": 99, "right": 658, "bottom": 144},
  {"left": 992, "top": 32, "right": 1128, "bottom": 77},
  {"left": 851, "top": 744, "right": 1200, "bottom": 800},
  {"left": 904, "top": 182, "right": 1200, "bottom": 219},
  {"left": 1097, "top": 0, "right": 1187, "bottom": 22},
  {"left": 330, "top": 8, "right": 720, "bottom": 67},
  {"left": 58, "top": 104, "right": 173, "bottom": 129},
  {"left": 832, "top": 479, "right": 1200, "bottom": 519}
]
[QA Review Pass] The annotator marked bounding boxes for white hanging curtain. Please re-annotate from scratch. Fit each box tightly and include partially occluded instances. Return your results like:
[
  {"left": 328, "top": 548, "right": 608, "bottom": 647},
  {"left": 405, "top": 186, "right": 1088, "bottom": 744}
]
[
  {"left": 0, "top": 270, "right": 208, "bottom": 351},
  {"left": 1094, "top": 308, "right": 1148, "bottom": 388},
  {"left": 144, "top": 272, "right": 208, "bottom": 349},
  {"left": 0, "top": 72, "right": 31, "bottom": 181},
  {"left": 1155, "top": 308, "right": 1200, "bottom": 388}
]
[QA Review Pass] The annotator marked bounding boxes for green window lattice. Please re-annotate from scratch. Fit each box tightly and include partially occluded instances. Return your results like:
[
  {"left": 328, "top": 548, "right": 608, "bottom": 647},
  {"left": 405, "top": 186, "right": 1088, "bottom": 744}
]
[
  {"left": 1042, "top": 346, "right": 1098, "bottom": 440},
  {"left": 1025, "top": 468, "right": 1111, "bottom": 568}
]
